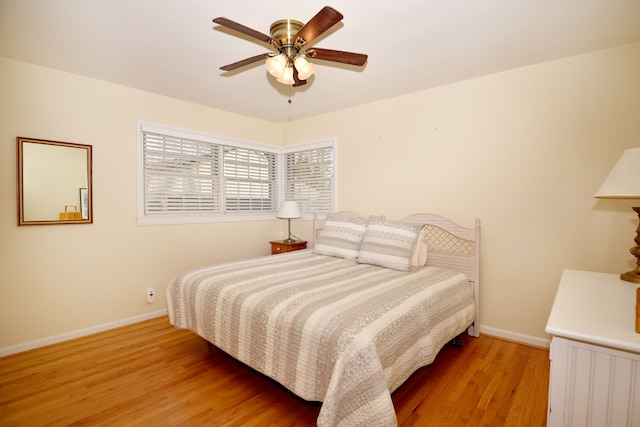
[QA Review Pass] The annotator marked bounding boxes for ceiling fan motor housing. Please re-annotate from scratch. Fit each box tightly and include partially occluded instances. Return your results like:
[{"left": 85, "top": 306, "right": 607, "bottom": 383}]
[
  {"left": 270, "top": 19, "right": 305, "bottom": 61},
  {"left": 270, "top": 19, "right": 303, "bottom": 45}
]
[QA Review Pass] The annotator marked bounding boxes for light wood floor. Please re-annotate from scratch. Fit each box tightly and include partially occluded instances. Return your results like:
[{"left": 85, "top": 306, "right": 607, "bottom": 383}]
[{"left": 0, "top": 316, "right": 549, "bottom": 426}]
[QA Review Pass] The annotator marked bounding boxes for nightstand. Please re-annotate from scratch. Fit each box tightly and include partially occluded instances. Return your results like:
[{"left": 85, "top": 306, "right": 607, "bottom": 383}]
[{"left": 269, "top": 240, "right": 307, "bottom": 255}]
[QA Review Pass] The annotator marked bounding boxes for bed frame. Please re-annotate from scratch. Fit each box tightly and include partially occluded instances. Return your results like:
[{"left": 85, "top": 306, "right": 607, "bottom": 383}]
[{"left": 313, "top": 213, "right": 481, "bottom": 337}]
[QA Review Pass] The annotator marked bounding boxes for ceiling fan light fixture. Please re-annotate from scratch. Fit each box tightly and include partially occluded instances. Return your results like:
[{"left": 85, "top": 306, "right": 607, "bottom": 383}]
[
  {"left": 265, "top": 54, "right": 287, "bottom": 78},
  {"left": 276, "top": 66, "right": 295, "bottom": 85},
  {"left": 214, "top": 7, "right": 368, "bottom": 86},
  {"left": 294, "top": 56, "right": 315, "bottom": 80}
]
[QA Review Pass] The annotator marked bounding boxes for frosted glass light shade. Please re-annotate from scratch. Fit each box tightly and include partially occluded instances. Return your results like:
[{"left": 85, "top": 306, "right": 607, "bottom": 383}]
[
  {"left": 277, "top": 201, "right": 301, "bottom": 219},
  {"left": 595, "top": 148, "right": 640, "bottom": 199},
  {"left": 265, "top": 54, "right": 286, "bottom": 78},
  {"left": 294, "top": 57, "right": 315, "bottom": 80},
  {"left": 276, "top": 66, "right": 294, "bottom": 85}
]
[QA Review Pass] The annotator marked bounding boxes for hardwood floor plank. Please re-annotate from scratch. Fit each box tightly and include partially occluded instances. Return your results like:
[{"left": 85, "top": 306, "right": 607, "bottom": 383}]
[{"left": 0, "top": 316, "right": 549, "bottom": 426}]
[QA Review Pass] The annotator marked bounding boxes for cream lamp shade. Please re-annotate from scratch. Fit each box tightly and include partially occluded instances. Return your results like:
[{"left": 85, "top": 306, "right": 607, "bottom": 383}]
[
  {"left": 277, "top": 201, "right": 301, "bottom": 219},
  {"left": 277, "top": 201, "right": 301, "bottom": 243},
  {"left": 594, "top": 147, "right": 640, "bottom": 284},
  {"left": 594, "top": 148, "right": 640, "bottom": 199}
]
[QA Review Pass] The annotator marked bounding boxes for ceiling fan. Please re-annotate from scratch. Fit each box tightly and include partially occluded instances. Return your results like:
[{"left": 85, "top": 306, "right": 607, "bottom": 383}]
[{"left": 212, "top": 6, "right": 368, "bottom": 87}]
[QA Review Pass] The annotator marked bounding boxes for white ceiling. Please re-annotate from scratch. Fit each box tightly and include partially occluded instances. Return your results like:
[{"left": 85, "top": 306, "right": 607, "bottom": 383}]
[{"left": 1, "top": 0, "right": 640, "bottom": 124}]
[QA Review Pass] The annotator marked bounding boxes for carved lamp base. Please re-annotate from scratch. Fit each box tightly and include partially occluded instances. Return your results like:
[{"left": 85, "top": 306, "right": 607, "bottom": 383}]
[{"left": 621, "top": 207, "right": 640, "bottom": 285}]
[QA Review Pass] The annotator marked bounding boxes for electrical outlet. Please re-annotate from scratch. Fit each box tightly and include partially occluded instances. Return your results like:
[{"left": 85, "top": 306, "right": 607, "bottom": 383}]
[{"left": 146, "top": 283, "right": 155, "bottom": 303}]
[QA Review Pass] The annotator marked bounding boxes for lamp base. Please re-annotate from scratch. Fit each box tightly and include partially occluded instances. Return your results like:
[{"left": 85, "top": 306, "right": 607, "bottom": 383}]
[
  {"left": 622, "top": 269, "right": 640, "bottom": 284},
  {"left": 621, "top": 207, "right": 640, "bottom": 284},
  {"left": 283, "top": 237, "right": 298, "bottom": 243}
]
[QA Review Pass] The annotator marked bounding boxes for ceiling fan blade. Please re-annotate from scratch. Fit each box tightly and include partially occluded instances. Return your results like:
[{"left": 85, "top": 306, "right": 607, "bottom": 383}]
[
  {"left": 294, "top": 6, "right": 343, "bottom": 46},
  {"left": 220, "top": 53, "right": 270, "bottom": 71},
  {"left": 306, "top": 48, "right": 368, "bottom": 66},
  {"left": 292, "top": 67, "right": 307, "bottom": 87},
  {"left": 213, "top": 17, "right": 279, "bottom": 47}
]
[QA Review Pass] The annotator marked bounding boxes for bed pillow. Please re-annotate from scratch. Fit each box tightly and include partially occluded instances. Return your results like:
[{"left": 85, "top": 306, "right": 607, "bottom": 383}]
[
  {"left": 410, "top": 225, "right": 428, "bottom": 267},
  {"left": 357, "top": 216, "right": 422, "bottom": 271},
  {"left": 314, "top": 213, "right": 368, "bottom": 259}
]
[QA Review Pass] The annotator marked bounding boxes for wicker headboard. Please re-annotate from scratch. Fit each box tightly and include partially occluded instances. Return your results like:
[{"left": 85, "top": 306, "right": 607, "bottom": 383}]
[{"left": 312, "top": 212, "right": 481, "bottom": 337}]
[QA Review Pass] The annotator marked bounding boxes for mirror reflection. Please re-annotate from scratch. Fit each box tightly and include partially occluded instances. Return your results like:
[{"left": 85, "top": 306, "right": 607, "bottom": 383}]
[{"left": 17, "top": 137, "right": 93, "bottom": 225}]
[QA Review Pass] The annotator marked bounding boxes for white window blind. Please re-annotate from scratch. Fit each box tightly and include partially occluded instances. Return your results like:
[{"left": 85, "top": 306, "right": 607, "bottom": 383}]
[
  {"left": 283, "top": 143, "right": 335, "bottom": 213},
  {"left": 223, "top": 146, "right": 278, "bottom": 212},
  {"left": 142, "top": 129, "right": 280, "bottom": 219},
  {"left": 143, "top": 132, "right": 222, "bottom": 215}
]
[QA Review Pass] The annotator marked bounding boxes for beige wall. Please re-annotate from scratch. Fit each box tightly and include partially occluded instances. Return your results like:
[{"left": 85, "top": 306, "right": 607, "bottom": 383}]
[
  {"left": 284, "top": 42, "right": 640, "bottom": 344},
  {"left": 1, "top": 41, "right": 639, "bottom": 352},
  {"left": 0, "top": 58, "right": 283, "bottom": 350}
]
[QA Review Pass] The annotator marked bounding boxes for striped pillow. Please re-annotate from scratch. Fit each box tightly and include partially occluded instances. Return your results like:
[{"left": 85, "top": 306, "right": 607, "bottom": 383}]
[
  {"left": 357, "top": 216, "right": 421, "bottom": 271},
  {"left": 314, "top": 213, "right": 368, "bottom": 259}
]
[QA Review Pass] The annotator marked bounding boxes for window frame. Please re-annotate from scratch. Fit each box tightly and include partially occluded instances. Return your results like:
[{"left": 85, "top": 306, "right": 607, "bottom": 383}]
[{"left": 137, "top": 121, "right": 336, "bottom": 225}]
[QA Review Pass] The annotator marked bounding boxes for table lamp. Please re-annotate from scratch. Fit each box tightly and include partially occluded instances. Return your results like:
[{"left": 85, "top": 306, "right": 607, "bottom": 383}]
[
  {"left": 594, "top": 147, "right": 640, "bottom": 284},
  {"left": 277, "top": 201, "right": 301, "bottom": 243}
]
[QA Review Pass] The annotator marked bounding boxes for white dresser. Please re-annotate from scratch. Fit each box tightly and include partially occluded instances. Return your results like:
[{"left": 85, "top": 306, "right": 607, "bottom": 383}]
[{"left": 546, "top": 269, "right": 640, "bottom": 426}]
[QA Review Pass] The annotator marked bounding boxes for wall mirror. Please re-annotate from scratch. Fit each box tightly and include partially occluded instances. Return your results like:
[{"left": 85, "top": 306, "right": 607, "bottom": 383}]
[{"left": 17, "top": 137, "right": 93, "bottom": 225}]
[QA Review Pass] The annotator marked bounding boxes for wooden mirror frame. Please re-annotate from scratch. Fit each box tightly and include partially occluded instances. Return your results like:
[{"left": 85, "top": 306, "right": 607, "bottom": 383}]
[{"left": 17, "top": 137, "right": 93, "bottom": 226}]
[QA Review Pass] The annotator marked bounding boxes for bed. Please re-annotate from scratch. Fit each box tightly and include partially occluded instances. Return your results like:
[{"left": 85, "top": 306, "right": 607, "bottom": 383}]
[{"left": 167, "top": 212, "right": 480, "bottom": 426}]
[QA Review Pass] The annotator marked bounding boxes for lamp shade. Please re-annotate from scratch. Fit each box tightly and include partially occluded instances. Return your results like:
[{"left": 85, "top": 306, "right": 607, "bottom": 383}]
[
  {"left": 277, "top": 201, "right": 301, "bottom": 219},
  {"left": 594, "top": 148, "right": 640, "bottom": 199},
  {"left": 276, "top": 66, "right": 294, "bottom": 85},
  {"left": 265, "top": 54, "right": 286, "bottom": 78},
  {"left": 294, "top": 57, "right": 315, "bottom": 80}
]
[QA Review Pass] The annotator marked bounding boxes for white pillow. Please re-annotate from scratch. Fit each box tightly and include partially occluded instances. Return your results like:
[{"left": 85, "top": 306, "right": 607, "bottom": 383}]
[
  {"left": 357, "top": 216, "right": 422, "bottom": 271},
  {"left": 314, "top": 213, "right": 368, "bottom": 259}
]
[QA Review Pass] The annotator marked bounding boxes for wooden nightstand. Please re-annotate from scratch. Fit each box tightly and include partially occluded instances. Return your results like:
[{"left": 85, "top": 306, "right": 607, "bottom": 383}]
[{"left": 269, "top": 240, "right": 307, "bottom": 255}]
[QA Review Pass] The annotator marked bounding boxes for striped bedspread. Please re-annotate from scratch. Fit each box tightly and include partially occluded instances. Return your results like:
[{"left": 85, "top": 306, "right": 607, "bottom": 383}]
[{"left": 167, "top": 250, "right": 475, "bottom": 427}]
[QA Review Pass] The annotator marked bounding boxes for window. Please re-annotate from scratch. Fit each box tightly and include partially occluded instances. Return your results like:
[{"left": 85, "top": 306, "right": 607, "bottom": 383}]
[
  {"left": 223, "top": 146, "right": 278, "bottom": 213},
  {"left": 142, "top": 132, "right": 222, "bottom": 216},
  {"left": 283, "top": 140, "right": 335, "bottom": 214},
  {"left": 137, "top": 122, "right": 334, "bottom": 225}
]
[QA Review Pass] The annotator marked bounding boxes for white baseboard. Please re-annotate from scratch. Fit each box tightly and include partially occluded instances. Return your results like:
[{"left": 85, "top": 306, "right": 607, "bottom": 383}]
[
  {"left": 0, "top": 309, "right": 168, "bottom": 358},
  {"left": 480, "top": 325, "right": 551, "bottom": 349},
  {"left": 1, "top": 312, "right": 549, "bottom": 358}
]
